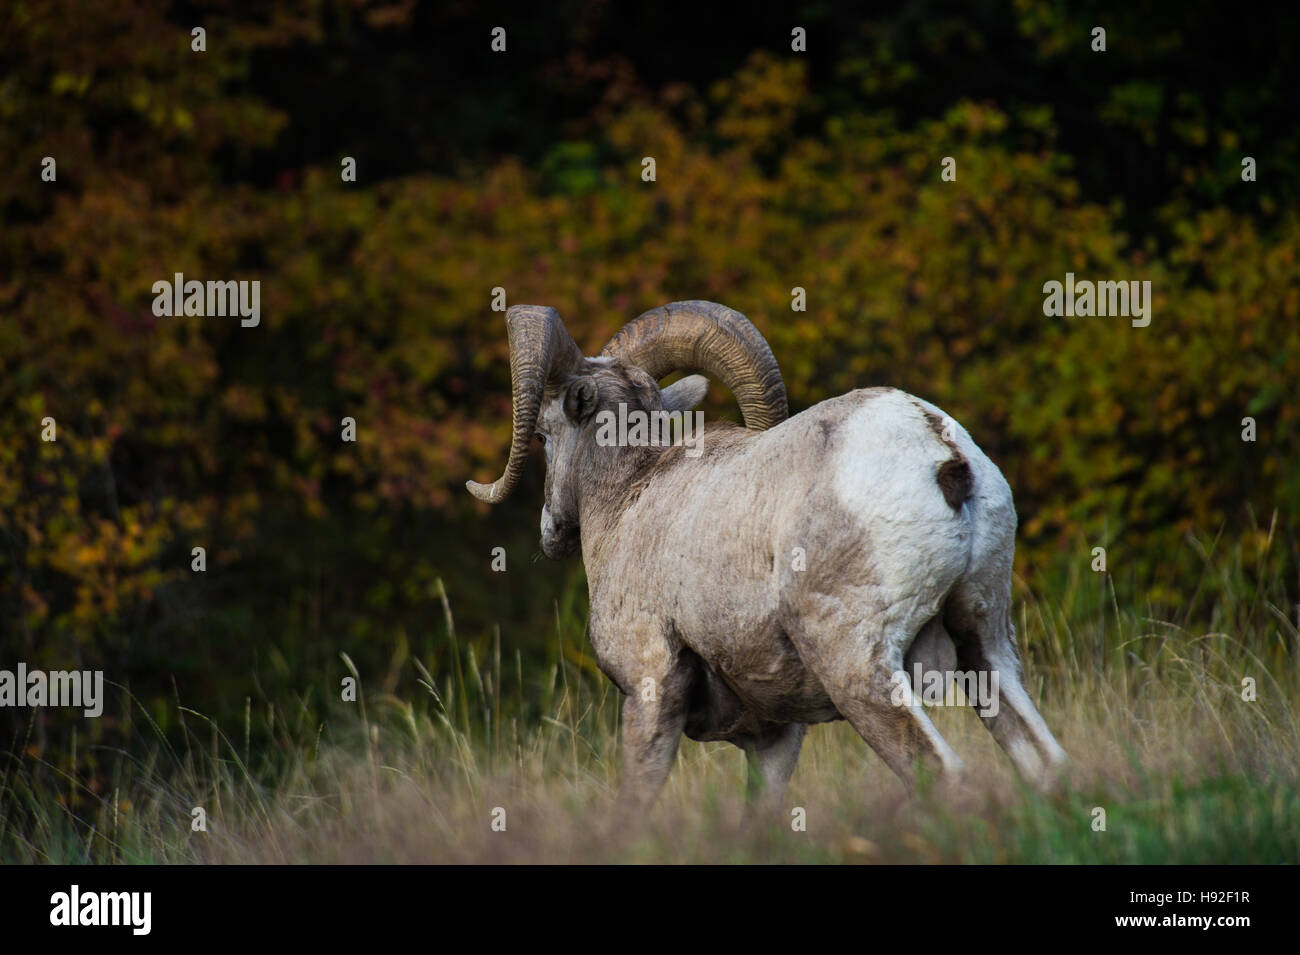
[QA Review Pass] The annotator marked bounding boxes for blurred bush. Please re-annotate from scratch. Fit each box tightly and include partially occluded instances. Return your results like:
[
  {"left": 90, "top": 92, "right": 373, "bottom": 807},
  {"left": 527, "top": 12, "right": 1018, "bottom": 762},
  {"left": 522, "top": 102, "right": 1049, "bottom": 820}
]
[{"left": 1, "top": 1, "right": 1296, "bottom": 741}]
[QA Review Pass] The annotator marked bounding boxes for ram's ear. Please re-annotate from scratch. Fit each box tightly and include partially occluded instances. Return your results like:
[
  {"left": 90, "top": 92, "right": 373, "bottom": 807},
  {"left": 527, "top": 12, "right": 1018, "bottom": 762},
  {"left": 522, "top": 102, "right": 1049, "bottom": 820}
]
[
  {"left": 660, "top": 374, "right": 709, "bottom": 413},
  {"left": 563, "top": 375, "right": 599, "bottom": 424}
]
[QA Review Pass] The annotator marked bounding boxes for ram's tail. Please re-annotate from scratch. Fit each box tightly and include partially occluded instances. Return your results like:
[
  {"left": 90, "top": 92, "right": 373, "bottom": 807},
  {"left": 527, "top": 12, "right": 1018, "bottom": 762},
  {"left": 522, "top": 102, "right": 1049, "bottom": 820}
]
[
  {"left": 936, "top": 455, "right": 974, "bottom": 511},
  {"left": 912, "top": 400, "right": 975, "bottom": 511}
]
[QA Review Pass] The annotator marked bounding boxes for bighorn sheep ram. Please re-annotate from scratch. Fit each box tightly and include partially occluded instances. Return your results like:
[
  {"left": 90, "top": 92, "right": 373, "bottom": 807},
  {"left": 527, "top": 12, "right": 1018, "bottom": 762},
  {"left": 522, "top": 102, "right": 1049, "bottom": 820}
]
[{"left": 468, "top": 301, "right": 1067, "bottom": 811}]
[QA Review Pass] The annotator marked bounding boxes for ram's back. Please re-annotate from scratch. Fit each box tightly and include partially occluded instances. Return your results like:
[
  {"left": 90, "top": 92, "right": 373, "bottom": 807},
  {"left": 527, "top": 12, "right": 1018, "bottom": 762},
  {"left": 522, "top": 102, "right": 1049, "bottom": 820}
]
[{"left": 584, "top": 388, "right": 988, "bottom": 717}]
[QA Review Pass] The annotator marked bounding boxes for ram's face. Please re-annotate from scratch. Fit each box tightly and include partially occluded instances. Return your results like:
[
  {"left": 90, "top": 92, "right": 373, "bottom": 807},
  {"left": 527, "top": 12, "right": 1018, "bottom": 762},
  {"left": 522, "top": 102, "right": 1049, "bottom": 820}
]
[
  {"left": 535, "top": 363, "right": 705, "bottom": 560},
  {"left": 535, "top": 377, "right": 596, "bottom": 560}
]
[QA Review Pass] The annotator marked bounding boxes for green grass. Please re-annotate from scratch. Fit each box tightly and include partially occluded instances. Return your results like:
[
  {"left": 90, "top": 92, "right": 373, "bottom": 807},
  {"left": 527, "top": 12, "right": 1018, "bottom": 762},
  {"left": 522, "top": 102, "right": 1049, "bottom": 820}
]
[{"left": 3, "top": 523, "right": 1299, "bottom": 863}]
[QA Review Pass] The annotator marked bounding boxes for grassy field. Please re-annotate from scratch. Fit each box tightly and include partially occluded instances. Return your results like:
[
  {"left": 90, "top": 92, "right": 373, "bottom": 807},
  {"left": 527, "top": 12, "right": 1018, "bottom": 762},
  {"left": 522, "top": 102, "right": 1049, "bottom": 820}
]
[{"left": 3, "top": 522, "right": 1299, "bottom": 864}]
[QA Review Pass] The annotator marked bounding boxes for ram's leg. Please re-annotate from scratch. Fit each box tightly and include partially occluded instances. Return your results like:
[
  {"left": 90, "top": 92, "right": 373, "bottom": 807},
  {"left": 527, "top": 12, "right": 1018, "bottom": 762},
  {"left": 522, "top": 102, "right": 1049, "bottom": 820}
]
[
  {"left": 742, "top": 722, "right": 805, "bottom": 817},
  {"left": 829, "top": 646, "right": 964, "bottom": 787},
  {"left": 796, "top": 610, "right": 964, "bottom": 789},
  {"left": 948, "top": 614, "right": 1068, "bottom": 784},
  {"left": 613, "top": 655, "right": 692, "bottom": 814},
  {"left": 946, "top": 586, "right": 1068, "bottom": 785}
]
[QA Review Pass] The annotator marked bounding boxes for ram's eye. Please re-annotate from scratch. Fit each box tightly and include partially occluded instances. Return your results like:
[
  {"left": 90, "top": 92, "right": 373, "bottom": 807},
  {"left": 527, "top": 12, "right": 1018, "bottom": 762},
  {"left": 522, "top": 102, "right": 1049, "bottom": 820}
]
[{"left": 537, "top": 434, "right": 547, "bottom": 446}]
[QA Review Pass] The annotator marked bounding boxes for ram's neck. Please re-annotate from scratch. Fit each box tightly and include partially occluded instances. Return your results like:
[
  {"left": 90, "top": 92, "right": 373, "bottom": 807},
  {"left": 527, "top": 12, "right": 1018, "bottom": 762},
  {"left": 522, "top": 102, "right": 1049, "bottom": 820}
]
[
  {"left": 575, "top": 418, "right": 752, "bottom": 575},
  {"left": 575, "top": 439, "right": 664, "bottom": 569}
]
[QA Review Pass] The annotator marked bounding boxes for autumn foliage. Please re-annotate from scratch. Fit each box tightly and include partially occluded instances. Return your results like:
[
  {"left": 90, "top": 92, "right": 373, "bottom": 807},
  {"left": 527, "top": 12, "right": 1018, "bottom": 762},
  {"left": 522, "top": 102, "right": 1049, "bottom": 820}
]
[{"left": 2, "top": 1, "right": 1297, "bottom": 739}]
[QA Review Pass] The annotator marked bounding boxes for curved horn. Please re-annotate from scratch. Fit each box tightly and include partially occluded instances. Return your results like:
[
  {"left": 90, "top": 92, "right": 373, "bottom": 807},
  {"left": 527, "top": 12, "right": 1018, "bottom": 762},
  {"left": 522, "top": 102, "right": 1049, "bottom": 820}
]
[
  {"left": 600, "top": 300, "right": 788, "bottom": 429},
  {"left": 467, "top": 305, "right": 584, "bottom": 504}
]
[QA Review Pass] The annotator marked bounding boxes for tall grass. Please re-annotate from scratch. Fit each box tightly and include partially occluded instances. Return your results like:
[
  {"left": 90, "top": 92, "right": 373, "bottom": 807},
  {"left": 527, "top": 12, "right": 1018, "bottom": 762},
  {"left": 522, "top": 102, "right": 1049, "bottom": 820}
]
[{"left": 3, "top": 522, "right": 1298, "bottom": 863}]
